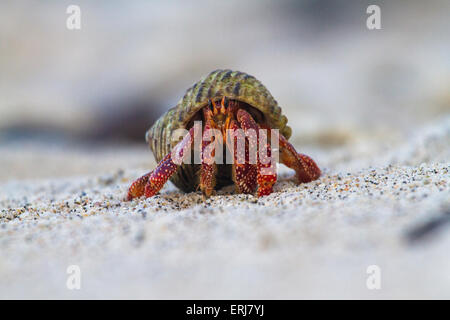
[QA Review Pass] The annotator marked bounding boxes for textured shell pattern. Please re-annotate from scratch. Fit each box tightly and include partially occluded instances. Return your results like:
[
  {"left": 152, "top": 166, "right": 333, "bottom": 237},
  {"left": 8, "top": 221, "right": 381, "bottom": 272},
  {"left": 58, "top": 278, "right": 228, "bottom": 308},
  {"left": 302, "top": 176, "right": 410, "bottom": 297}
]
[{"left": 145, "top": 69, "right": 292, "bottom": 192}]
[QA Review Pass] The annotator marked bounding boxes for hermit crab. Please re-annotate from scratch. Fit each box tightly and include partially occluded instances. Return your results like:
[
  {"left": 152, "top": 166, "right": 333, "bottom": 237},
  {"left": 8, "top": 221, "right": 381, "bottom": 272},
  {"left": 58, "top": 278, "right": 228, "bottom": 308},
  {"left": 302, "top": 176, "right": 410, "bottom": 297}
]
[{"left": 127, "top": 69, "right": 320, "bottom": 200}]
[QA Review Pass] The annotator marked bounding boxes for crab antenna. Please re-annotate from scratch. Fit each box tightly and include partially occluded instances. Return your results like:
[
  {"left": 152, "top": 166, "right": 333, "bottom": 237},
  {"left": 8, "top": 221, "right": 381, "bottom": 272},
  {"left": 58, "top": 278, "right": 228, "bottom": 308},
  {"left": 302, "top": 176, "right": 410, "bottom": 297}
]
[{"left": 220, "top": 96, "right": 228, "bottom": 114}]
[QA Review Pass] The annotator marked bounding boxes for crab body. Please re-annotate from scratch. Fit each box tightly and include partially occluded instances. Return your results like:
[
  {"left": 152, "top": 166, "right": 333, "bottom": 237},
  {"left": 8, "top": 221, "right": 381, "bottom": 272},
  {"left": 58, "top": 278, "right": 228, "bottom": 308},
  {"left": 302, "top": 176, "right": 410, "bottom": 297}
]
[{"left": 128, "top": 69, "right": 320, "bottom": 200}]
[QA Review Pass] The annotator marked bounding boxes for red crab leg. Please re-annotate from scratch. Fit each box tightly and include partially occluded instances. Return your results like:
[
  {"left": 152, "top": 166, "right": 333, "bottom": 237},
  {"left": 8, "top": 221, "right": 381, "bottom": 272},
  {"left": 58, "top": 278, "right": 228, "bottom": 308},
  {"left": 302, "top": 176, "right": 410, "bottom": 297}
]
[
  {"left": 127, "top": 127, "right": 195, "bottom": 200},
  {"left": 199, "top": 105, "right": 218, "bottom": 197},
  {"left": 226, "top": 119, "right": 257, "bottom": 194},
  {"left": 236, "top": 109, "right": 277, "bottom": 197},
  {"left": 279, "top": 133, "right": 321, "bottom": 183},
  {"left": 127, "top": 172, "right": 152, "bottom": 201}
]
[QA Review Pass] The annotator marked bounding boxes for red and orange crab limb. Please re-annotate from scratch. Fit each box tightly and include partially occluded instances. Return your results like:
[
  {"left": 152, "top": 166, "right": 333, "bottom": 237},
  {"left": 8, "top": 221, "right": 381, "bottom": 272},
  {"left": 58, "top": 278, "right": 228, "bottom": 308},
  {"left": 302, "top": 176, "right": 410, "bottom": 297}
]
[
  {"left": 199, "top": 104, "right": 218, "bottom": 197},
  {"left": 127, "top": 127, "right": 195, "bottom": 200},
  {"left": 236, "top": 109, "right": 277, "bottom": 197},
  {"left": 279, "top": 134, "right": 321, "bottom": 183},
  {"left": 226, "top": 119, "right": 257, "bottom": 194}
]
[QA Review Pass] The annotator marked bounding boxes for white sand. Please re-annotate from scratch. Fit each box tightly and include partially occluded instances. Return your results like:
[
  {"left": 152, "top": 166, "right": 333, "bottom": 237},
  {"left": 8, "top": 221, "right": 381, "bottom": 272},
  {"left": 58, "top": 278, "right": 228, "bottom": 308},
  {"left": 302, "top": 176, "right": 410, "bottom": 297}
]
[{"left": 0, "top": 116, "right": 449, "bottom": 299}]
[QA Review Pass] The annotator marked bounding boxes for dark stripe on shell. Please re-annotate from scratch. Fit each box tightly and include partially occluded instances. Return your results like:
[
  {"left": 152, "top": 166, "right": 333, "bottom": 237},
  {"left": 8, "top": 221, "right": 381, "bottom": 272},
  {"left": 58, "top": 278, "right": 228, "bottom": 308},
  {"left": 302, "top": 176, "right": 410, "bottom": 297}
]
[
  {"left": 195, "top": 83, "right": 205, "bottom": 103},
  {"left": 221, "top": 70, "right": 233, "bottom": 81},
  {"left": 233, "top": 82, "right": 241, "bottom": 96}
]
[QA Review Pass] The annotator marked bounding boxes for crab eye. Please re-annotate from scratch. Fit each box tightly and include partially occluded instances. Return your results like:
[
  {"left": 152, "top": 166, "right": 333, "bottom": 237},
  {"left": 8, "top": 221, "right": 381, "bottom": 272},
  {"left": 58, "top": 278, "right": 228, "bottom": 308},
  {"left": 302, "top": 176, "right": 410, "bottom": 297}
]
[
  {"left": 208, "top": 100, "right": 214, "bottom": 111},
  {"left": 222, "top": 96, "right": 229, "bottom": 108}
]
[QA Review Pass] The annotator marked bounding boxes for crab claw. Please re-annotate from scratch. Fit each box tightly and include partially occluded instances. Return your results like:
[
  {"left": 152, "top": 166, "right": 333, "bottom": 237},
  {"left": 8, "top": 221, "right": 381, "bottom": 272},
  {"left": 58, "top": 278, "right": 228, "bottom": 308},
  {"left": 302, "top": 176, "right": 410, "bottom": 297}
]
[{"left": 127, "top": 172, "right": 151, "bottom": 200}]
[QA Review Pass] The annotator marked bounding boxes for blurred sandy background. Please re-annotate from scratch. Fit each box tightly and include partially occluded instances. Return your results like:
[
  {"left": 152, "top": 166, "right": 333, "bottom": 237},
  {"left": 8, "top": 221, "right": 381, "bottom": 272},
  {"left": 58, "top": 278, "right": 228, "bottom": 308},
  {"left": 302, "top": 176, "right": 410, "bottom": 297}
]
[
  {"left": 0, "top": 0, "right": 449, "bottom": 299},
  {"left": 1, "top": 0, "right": 449, "bottom": 179}
]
